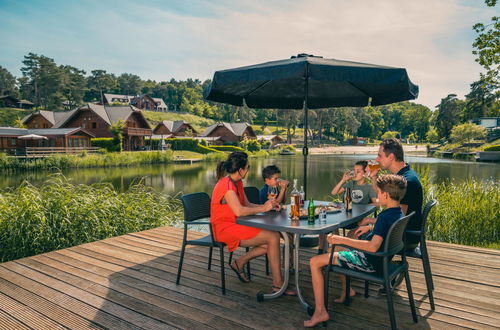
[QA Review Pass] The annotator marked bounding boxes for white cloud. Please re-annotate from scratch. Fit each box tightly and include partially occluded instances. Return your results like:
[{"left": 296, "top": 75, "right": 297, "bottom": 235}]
[{"left": 1, "top": 0, "right": 496, "bottom": 109}]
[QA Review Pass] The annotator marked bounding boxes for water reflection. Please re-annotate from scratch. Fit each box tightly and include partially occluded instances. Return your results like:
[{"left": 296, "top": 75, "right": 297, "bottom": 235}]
[{"left": 2, "top": 155, "right": 498, "bottom": 198}]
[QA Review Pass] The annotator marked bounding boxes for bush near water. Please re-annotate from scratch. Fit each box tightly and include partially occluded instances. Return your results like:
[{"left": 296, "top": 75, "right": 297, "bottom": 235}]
[{"left": 0, "top": 174, "right": 183, "bottom": 262}]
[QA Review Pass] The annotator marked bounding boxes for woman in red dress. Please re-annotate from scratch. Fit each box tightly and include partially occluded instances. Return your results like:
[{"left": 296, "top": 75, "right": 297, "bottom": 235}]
[{"left": 211, "top": 152, "right": 292, "bottom": 293}]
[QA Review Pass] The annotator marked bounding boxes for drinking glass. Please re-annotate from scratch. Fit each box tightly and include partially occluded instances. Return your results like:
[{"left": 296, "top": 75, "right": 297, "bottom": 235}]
[
  {"left": 367, "top": 161, "right": 380, "bottom": 177},
  {"left": 268, "top": 186, "right": 279, "bottom": 211},
  {"left": 319, "top": 206, "right": 328, "bottom": 224}
]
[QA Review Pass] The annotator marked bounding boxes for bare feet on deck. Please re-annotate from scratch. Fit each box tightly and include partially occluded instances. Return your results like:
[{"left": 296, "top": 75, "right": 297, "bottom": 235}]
[
  {"left": 304, "top": 310, "right": 329, "bottom": 328},
  {"left": 334, "top": 287, "right": 356, "bottom": 303}
]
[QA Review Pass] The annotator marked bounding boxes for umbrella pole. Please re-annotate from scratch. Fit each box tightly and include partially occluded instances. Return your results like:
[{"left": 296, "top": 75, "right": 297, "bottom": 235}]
[{"left": 303, "top": 63, "right": 309, "bottom": 199}]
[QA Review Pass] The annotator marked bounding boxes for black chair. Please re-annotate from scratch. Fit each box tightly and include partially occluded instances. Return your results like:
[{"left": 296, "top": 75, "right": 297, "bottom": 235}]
[
  {"left": 241, "top": 186, "right": 270, "bottom": 276},
  {"left": 324, "top": 212, "right": 418, "bottom": 330},
  {"left": 403, "top": 199, "right": 437, "bottom": 310},
  {"left": 176, "top": 192, "right": 229, "bottom": 294}
]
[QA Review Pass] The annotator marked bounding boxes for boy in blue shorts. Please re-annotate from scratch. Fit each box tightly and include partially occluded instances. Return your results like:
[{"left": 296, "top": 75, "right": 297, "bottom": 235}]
[{"left": 304, "top": 174, "right": 407, "bottom": 328}]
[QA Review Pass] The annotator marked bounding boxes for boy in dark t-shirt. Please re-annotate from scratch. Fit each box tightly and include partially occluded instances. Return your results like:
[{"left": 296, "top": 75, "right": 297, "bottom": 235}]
[
  {"left": 259, "top": 165, "right": 288, "bottom": 204},
  {"left": 304, "top": 174, "right": 407, "bottom": 328}
]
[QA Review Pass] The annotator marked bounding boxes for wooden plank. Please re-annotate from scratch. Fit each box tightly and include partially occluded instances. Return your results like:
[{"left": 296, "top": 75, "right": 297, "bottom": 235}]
[
  {"left": 0, "top": 308, "right": 31, "bottom": 330},
  {"left": 1, "top": 262, "right": 173, "bottom": 330},
  {"left": 0, "top": 291, "right": 65, "bottom": 329},
  {"left": 0, "top": 277, "right": 103, "bottom": 329}
]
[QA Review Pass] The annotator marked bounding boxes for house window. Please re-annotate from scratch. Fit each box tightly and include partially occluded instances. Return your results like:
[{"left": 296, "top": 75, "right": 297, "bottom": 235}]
[
  {"left": 81, "top": 123, "right": 86, "bottom": 128},
  {"left": 10, "top": 138, "right": 16, "bottom": 146},
  {"left": 92, "top": 122, "right": 97, "bottom": 129}
]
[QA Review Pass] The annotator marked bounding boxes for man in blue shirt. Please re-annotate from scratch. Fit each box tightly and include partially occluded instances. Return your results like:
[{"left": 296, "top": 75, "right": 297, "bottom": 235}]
[{"left": 371, "top": 138, "right": 423, "bottom": 248}]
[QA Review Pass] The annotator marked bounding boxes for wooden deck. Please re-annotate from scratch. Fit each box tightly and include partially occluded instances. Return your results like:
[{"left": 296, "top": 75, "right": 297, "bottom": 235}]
[{"left": 0, "top": 226, "right": 499, "bottom": 329}]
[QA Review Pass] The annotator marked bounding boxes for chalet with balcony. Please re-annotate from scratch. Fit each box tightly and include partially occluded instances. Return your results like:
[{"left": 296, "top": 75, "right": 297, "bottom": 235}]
[
  {"left": 257, "top": 135, "right": 284, "bottom": 146},
  {"left": 56, "top": 104, "right": 152, "bottom": 151},
  {"left": 201, "top": 122, "right": 256, "bottom": 144},
  {"left": 0, "top": 95, "right": 34, "bottom": 109},
  {"left": 153, "top": 120, "right": 197, "bottom": 137}
]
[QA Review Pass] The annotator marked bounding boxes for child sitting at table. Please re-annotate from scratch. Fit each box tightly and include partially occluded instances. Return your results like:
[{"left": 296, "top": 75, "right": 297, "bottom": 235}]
[
  {"left": 259, "top": 165, "right": 289, "bottom": 205},
  {"left": 304, "top": 174, "right": 407, "bottom": 328},
  {"left": 331, "top": 160, "right": 377, "bottom": 205}
]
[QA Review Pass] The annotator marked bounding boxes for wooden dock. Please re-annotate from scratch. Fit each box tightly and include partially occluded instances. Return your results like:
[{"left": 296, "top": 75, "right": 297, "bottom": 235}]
[{"left": 0, "top": 226, "right": 499, "bottom": 329}]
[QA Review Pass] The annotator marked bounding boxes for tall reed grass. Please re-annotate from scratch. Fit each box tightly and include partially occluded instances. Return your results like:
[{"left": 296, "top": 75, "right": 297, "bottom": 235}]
[
  {"left": 0, "top": 174, "right": 183, "bottom": 262},
  {"left": 415, "top": 165, "right": 499, "bottom": 249},
  {"left": 0, "top": 151, "right": 175, "bottom": 172}
]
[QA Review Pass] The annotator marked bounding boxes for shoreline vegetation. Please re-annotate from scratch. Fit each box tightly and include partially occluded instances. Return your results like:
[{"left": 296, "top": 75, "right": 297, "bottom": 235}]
[{"left": 0, "top": 168, "right": 498, "bottom": 263}]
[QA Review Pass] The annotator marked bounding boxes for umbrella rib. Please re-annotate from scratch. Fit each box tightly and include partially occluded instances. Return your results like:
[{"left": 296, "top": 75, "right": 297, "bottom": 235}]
[
  {"left": 245, "top": 80, "right": 273, "bottom": 97},
  {"left": 346, "top": 82, "right": 372, "bottom": 101}
]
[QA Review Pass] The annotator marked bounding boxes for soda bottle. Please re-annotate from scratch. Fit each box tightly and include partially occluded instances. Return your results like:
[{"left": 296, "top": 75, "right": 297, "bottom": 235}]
[
  {"left": 308, "top": 198, "right": 315, "bottom": 224},
  {"left": 290, "top": 179, "right": 300, "bottom": 220}
]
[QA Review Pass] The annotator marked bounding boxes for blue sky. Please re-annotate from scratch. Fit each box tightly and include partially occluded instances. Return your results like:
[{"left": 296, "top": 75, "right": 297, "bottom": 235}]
[{"left": 0, "top": 0, "right": 497, "bottom": 108}]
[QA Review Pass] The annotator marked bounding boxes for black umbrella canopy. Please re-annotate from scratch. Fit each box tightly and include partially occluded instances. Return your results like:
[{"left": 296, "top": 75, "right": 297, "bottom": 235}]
[
  {"left": 204, "top": 54, "right": 419, "bottom": 109},
  {"left": 204, "top": 54, "right": 419, "bottom": 197}
]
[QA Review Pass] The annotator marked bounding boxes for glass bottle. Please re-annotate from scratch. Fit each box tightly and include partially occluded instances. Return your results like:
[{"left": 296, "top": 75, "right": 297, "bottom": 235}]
[
  {"left": 345, "top": 187, "right": 352, "bottom": 212},
  {"left": 308, "top": 198, "right": 315, "bottom": 224},
  {"left": 299, "top": 185, "right": 305, "bottom": 208},
  {"left": 290, "top": 179, "right": 300, "bottom": 220}
]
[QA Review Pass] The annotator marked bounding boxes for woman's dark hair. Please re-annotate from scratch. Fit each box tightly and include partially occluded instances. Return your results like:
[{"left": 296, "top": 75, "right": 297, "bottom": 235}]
[
  {"left": 355, "top": 160, "right": 368, "bottom": 171},
  {"left": 216, "top": 151, "right": 249, "bottom": 180}
]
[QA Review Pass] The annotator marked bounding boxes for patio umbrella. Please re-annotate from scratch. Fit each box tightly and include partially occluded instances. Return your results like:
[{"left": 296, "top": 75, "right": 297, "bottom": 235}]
[
  {"left": 18, "top": 134, "right": 48, "bottom": 140},
  {"left": 204, "top": 53, "right": 419, "bottom": 197}
]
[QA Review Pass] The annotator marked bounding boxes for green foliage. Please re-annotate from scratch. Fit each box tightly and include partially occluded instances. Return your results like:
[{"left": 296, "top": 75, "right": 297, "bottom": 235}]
[
  {"left": 483, "top": 144, "right": 500, "bottom": 151},
  {"left": 425, "top": 126, "right": 440, "bottom": 143},
  {"left": 210, "top": 145, "right": 246, "bottom": 152},
  {"left": 0, "top": 66, "right": 19, "bottom": 97},
  {"left": 0, "top": 151, "right": 174, "bottom": 171},
  {"left": 435, "top": 94, "right": 464, "bottom": 139},
  {"left": 164, "top": 138, "right": 221, "bottom": 154},
  {"left": 0, "top": 108, "right": 32, "bottom": 126},
  {"left": 0, "top": 174, "right": 183, "bottom": 262},
  {"left": 108, "top": 119, "right": 125, "bottom": 152},
  {"left": 91, "top": 138, "right": 120, "bottom": 152},
  {"left": 472, "top": 2, "right": 499, "bottom": 87},
  {"left": 381, "top": 131, "right": 399, "bottom": 139},
  {"left": 450, "top": 123, "right": 487, "bottom": 143},
  {"left": 425, "top": 179, "right": 500, "bottom": 247}
]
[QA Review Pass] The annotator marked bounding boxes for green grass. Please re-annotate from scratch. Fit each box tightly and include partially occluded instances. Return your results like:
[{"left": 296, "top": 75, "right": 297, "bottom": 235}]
[
  {"left": 0, "top": 174, "right": 183, "bottom": 262},
  {"left": 173, "top": 150, "right": 204, "bottom": 159},
  {"left": 142, "top": 110, "right": 216, "bottom": 133},
  {"left": 0, "top": 107, "right": 32, "bottom": 126}
]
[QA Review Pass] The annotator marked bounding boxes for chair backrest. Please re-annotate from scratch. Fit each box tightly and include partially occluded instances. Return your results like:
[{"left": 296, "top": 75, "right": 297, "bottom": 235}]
[
  {"left": 181, "top": 192, "right": 211, "bottom": 222},
  {"left": 421, "top": 199, "right": 437, "bottom": 234},
  {"left": 383, "top": 211, "right": 415, "bottom": 255},
  {"left": 244, "top": 186, "right": 261, "bottom": 205}
]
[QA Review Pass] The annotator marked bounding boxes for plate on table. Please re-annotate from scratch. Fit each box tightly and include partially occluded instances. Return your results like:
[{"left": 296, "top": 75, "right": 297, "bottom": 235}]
[{"left": 298, "top": 208, "right": 320, "bottom": 219}]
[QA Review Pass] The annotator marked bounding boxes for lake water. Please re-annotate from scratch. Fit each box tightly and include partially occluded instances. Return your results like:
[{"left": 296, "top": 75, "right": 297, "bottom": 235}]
[{"left": 3, "top": 154, "right": 499, "bottom": 199}]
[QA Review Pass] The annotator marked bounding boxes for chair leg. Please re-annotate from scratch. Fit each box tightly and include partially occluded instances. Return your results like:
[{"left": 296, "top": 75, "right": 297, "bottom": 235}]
[
  {"left": 364, "top": 280, "right": 370, "bottom": 298},
  {"left": 344, "top": 276, "right": 351, "bottom": 306},
  {"left": 176, "top": 243, "right": 186, "bottom": 285},
  {"left": 421, "top": 243, "right": 434, "bottom": 291},
  {"left": 385, "top": 275, "right": 397, "bottom": 330},
  {"left": 220, "top": 247, "right": 226, "bottom": 295},
  {"left": 265, "top": 253, "right": 270, "bottom": 275},
  {"left": 404, "top": 270, "right": 419, "bottom": 323},
  {"left": 228, "top": 251, "right": 233, "bottom": 266},
  {"left": 208, "top": 247, "right": 213, "bottom": 270},
  {"left": 421, "top": 257, "right": 435, "bottom": 310}
]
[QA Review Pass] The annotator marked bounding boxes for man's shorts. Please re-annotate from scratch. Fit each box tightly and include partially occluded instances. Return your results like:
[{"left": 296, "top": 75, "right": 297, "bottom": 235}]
[{"left": 337, "top": 249, "right": 375, "bottom": 273}]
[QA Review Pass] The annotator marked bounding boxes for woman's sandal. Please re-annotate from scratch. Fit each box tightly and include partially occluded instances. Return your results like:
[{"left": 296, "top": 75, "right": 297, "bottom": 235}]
[
  {"left": 272, "top": 285, "right": 297, "bottom": 296},
  {"left": 230, "top": 262, "right": 250, "bottom": 283}
]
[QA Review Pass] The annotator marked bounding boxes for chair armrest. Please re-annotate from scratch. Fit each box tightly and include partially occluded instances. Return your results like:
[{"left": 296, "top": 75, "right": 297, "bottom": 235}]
[
  {"left": 186, "top": 221, "right": 211, "bottom": 226},
  {"left": 406, "top": 229, "right": 422, "bottom": 235}
]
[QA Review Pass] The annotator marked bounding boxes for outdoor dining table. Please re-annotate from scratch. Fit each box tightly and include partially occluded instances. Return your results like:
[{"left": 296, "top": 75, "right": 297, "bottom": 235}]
[{"left": 237, "top": 201, "right": 376, "bottom": 311}]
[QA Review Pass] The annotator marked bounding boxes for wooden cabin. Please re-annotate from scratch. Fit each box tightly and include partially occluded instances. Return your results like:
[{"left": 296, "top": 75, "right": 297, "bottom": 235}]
[
  {"left": 0, "top": 127, "right": 94, "bottom": 155},
  {"left": 201, "top": 123, "right": 256, "bottom": 144},
  {"left": 153, "top": 120, "right": 198, "bottom": 137},
  {"left": 58, "top": 104, "right": 152, "bottom": 151}
]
